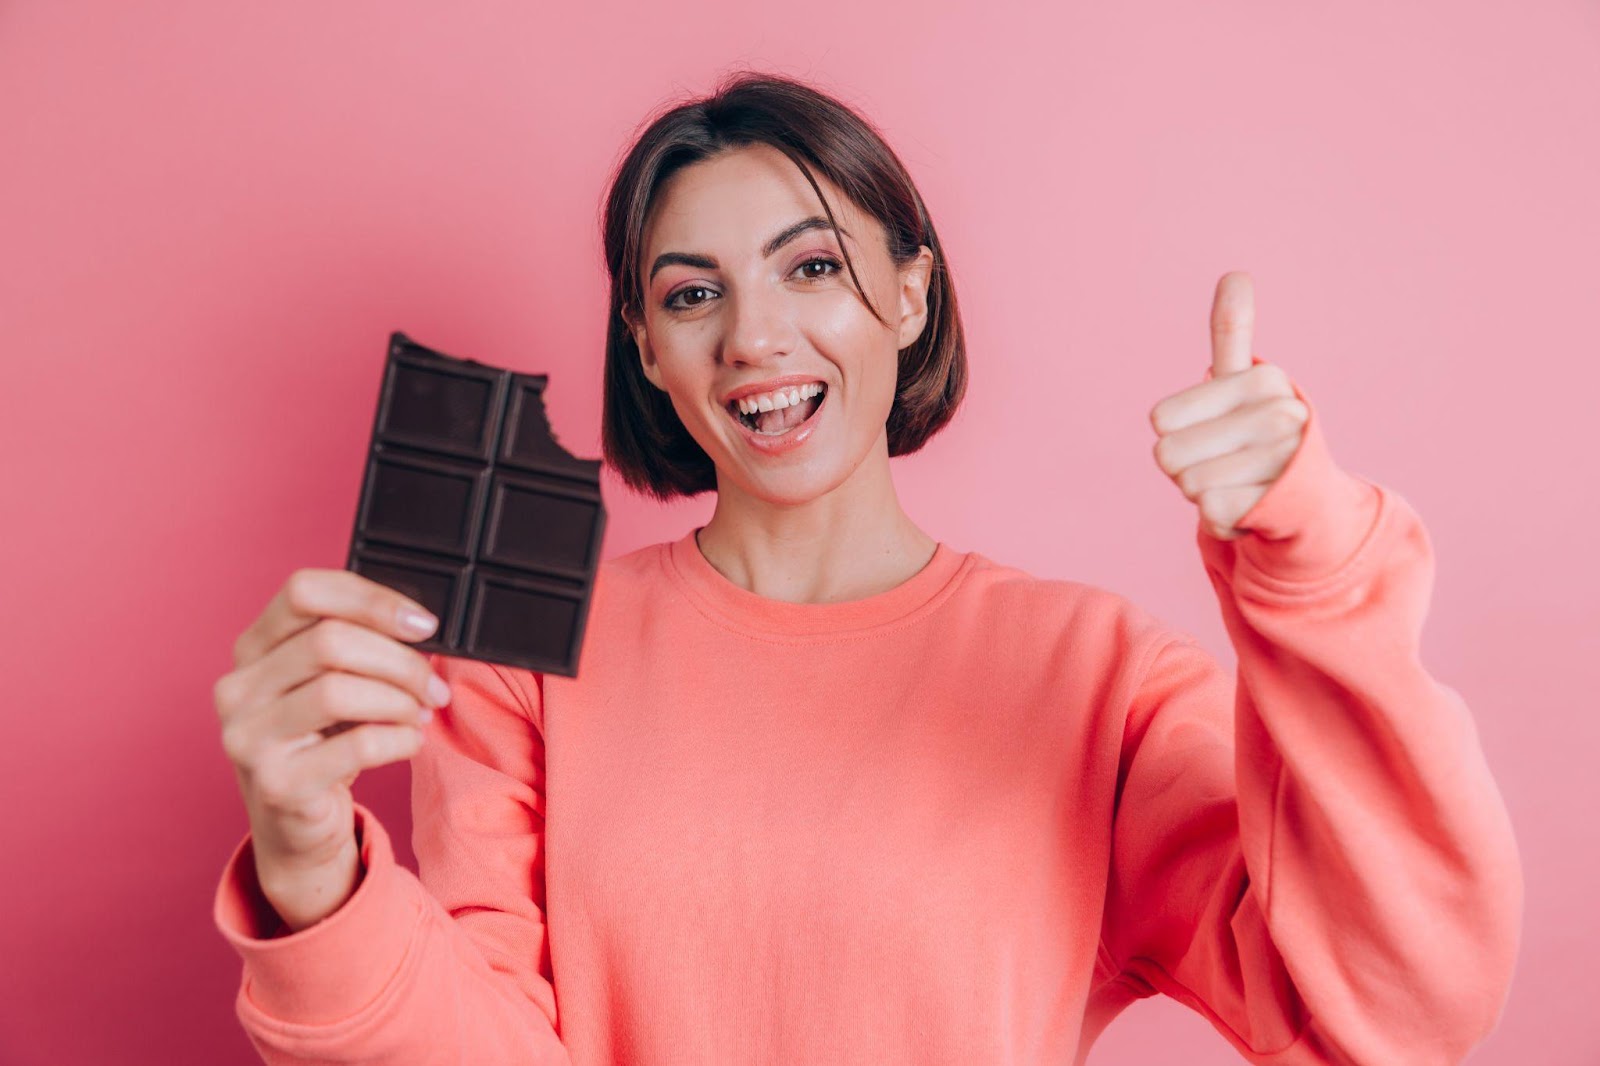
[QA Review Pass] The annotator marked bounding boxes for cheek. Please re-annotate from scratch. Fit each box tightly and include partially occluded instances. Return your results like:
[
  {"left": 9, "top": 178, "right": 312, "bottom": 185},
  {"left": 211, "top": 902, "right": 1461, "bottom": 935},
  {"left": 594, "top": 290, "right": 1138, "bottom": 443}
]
[
  {"left": 807, "top": 289, "right": 895, "bottom": 357},
  {"left": 805, "top": 288, "right": 878, "bottom": 343},
  {"left": 812, "top": 303, "right": 899, "bottom": 401},
  {"left": 647, "top": 337, "right": 709, "bottom": 399},
  {"left": 648, "top": 342, "right": 728, "bottom": 445}
]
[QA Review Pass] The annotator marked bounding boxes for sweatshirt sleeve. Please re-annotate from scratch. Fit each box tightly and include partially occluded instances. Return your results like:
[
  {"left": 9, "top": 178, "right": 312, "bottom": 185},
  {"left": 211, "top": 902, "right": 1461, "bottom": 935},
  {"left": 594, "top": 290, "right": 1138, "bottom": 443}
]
[
  {"left": 212, "top": 653, "right": 571, "bottom": 1065},
  {"left": 1098, "top": 367, "right": 1523, "bottom": 1064}
]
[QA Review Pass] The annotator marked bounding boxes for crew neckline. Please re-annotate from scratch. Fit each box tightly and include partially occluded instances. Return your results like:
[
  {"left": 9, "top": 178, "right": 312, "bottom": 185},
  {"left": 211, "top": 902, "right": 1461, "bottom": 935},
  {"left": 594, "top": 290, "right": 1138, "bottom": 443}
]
[{"left": 664, "top": 526, "right": 972, "bottom": 639}]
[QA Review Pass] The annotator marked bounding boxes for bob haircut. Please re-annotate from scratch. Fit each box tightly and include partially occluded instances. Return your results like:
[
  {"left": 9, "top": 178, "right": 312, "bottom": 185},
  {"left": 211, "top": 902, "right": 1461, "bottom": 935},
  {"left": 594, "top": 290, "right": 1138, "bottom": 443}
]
[{"left": 600, "top": 71, "right": 967, "bottom": 501}]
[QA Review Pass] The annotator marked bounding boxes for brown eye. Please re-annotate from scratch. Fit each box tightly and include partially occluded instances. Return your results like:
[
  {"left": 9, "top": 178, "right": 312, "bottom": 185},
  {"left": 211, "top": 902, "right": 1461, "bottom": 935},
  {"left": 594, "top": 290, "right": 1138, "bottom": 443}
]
[
  {"left": 796, "top": 256, "right": 841, "bottom": 280},
  {"left": 666, "top": 285, "right": 715, "bottom": 311}
]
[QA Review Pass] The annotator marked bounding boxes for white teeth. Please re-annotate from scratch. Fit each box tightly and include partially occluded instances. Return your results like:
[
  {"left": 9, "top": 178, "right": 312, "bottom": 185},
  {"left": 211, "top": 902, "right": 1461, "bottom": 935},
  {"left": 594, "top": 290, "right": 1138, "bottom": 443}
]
[{"left": 733, "top": 382, "right": 826, "bottom": 416}]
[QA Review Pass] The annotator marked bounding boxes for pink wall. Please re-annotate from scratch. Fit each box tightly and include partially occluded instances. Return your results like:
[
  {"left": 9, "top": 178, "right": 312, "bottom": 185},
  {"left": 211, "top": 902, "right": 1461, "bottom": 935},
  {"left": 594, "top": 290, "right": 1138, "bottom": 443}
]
[{"left": 2, "top": 2, "right": 1594, "bottom": 1062}]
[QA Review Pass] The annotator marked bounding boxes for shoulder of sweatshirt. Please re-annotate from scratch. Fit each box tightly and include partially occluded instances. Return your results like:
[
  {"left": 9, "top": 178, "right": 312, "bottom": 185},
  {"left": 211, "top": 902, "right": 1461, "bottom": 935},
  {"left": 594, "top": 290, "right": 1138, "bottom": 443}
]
[
  {"left": 942, "top": 548, "right": 1196, "bottom": 699},
  {"left": 588, "top": 535, "right": 681, "bottom": 616}
]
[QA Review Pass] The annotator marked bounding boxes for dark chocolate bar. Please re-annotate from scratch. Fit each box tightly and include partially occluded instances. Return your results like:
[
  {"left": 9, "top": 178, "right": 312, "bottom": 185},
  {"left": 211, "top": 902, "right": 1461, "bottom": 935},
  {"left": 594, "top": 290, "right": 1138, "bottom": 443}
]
[{"left": 344, "top": 331, "right": 606, "bottom": 677}]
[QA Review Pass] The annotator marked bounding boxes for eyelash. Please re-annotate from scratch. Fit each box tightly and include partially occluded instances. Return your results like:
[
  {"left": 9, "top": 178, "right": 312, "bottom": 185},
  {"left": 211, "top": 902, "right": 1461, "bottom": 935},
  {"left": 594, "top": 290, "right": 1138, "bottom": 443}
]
[{"left": 662, "top": 255, "right": 843, "bottom": 312}]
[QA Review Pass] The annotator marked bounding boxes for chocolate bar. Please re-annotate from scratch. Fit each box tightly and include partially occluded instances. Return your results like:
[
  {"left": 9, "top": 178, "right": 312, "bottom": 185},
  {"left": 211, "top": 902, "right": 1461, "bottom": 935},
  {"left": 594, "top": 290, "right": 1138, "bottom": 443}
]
[{"left": 344, "top": 332, "right": 606, "bottom": 677}]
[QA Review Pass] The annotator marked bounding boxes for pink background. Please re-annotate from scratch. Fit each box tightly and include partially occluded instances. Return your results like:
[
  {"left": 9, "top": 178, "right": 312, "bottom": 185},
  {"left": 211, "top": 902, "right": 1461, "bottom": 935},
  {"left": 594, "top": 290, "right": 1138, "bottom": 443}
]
[{"left": 2, "top": 2, "right": 1594, "bottom": 1063}]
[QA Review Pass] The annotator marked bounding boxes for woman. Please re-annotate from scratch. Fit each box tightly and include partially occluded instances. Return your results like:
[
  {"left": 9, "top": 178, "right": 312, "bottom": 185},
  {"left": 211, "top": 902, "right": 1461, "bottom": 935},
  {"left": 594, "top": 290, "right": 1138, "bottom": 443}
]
[{"left": 212, "top": 72, "right": 1522, "bottom": 1064}]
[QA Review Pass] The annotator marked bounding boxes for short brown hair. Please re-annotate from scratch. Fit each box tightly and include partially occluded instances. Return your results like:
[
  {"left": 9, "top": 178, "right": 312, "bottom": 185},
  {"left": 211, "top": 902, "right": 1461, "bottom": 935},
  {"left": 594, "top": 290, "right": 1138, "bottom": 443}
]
[{"left": 599, "top": 71, "right": 967, "bottom": 501}]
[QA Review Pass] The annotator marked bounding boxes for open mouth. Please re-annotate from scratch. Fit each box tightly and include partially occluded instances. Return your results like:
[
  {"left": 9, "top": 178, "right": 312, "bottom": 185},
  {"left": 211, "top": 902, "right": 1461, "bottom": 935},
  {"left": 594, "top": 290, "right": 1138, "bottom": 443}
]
[{"left": 727, "top": 383, "right": 827, "bottom": 437}]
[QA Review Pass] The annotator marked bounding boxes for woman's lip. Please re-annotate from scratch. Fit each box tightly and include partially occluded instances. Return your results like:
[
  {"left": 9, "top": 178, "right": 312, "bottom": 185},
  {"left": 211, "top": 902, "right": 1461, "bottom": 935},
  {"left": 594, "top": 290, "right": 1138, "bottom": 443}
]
[
  {"left": 725, "top": 389, "right": 827, "bottom": 455},
  {"left": 720, "top": 375, "right": 828, "bottom": 406}
]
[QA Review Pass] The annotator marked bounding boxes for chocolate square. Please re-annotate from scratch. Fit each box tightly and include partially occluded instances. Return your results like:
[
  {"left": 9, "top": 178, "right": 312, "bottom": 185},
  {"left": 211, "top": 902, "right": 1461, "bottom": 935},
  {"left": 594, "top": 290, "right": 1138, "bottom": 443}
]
[{"left": 345, "top": 332, "right": 606, "bottom": 677}]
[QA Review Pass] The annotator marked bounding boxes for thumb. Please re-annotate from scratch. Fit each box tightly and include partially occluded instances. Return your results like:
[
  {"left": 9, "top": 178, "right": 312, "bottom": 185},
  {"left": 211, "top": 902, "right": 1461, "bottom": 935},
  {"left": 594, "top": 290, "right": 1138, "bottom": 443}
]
[
  {"left": 1205, "top": 352, "right": 1267, "bottom": 382},
  {"left": 1209, "top": 271, "right": 1256, "bottom": 378}
]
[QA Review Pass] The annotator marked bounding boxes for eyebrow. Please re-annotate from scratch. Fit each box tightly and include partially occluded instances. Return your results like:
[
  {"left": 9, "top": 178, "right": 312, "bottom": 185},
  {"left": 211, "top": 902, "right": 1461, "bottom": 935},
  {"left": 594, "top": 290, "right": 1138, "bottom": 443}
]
[{"left": 647, "top": 216, "right": 850, "bottom": 283}]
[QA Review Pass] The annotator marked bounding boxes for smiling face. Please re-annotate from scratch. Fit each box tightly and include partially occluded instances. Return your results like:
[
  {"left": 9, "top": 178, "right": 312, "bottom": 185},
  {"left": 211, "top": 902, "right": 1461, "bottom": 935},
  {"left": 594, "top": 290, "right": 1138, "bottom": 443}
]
[{"left": 624, "top": 143, "right": 933, "bottom": 508}]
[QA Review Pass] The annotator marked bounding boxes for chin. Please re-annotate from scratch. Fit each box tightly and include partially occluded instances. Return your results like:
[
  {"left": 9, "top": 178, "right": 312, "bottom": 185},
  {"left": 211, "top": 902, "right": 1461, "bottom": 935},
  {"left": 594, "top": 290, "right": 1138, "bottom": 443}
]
[{"left": 717, "top": 457, "right": 855, "bottom": 509}]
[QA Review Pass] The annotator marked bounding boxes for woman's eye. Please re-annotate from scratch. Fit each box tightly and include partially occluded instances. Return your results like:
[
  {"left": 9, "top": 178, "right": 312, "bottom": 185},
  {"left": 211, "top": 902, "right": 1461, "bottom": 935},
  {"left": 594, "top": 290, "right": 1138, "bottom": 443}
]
[
  {"left": 665, "top": 286, "right": 715, "bottom": 311},
  {"left": 797, "top": 256, "right": 841, "bottom": 280},
  {"left": 663, "top": 257, "right": 840, "bottom": 312}
]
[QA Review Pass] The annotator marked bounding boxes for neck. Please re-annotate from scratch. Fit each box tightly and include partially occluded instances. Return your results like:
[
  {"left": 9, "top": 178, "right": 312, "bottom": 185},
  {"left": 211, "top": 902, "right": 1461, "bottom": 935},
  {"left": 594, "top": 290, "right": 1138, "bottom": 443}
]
[{"left": 696, "top": 434, "right": 937, "bottom": 605}]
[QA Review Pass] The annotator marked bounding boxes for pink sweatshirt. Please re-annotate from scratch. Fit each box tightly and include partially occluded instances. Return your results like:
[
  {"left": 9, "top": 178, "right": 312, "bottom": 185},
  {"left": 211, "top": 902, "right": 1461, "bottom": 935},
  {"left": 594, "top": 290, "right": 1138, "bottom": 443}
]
[{"left": 214, "top": 383, "right": 1522, "bottom": 1065}]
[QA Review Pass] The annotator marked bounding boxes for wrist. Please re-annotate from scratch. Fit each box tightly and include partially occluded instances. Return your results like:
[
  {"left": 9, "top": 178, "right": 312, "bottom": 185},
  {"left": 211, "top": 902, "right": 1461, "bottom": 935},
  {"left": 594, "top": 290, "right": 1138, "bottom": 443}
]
[{"left": 259, "top": 836, "right": 365, "bottom": 934}]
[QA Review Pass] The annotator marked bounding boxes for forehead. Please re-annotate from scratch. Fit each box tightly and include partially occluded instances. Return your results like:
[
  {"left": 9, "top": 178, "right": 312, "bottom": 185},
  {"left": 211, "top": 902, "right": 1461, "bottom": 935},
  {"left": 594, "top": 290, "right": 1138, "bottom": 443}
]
[{"left": 640, "top": 143, "right": 873, "bottom": 255}]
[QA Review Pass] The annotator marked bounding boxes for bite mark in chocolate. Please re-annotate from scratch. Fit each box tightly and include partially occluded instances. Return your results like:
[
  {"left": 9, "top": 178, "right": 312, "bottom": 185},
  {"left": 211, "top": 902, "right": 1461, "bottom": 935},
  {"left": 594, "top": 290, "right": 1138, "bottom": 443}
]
[{"left": 344, "top": 331, "right": 607, "bottom": 677}]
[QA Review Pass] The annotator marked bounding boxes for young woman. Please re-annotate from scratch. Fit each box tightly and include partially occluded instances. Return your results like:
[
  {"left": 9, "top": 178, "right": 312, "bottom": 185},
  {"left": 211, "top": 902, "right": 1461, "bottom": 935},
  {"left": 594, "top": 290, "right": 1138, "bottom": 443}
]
[{"left": 212, "top": 72, "right": 1522, "bottom": 1064}]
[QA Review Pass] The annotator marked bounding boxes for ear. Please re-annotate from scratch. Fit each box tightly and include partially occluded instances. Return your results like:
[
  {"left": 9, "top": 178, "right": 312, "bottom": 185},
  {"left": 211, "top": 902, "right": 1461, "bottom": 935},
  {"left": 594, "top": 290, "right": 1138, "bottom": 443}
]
[
  {"left": 623, "top": 305, "right": 666, "bottom": 392},
  {"left": 895, "top": 245, "right": 935, "bottom": 351}
]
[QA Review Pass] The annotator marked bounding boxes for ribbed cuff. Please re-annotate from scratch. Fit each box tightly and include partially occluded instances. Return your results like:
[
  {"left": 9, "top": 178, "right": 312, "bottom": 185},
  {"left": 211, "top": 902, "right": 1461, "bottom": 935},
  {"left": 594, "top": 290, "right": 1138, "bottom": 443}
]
[{"left": 212, "top": 802, "right": 422, "bottom": 1026}]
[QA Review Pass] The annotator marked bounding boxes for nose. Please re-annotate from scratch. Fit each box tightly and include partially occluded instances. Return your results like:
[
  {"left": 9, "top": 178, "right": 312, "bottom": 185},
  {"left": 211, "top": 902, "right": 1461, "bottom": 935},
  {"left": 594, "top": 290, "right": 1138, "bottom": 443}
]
[{"left": 720, "top": 280, "right": 797, "bottom": 368}]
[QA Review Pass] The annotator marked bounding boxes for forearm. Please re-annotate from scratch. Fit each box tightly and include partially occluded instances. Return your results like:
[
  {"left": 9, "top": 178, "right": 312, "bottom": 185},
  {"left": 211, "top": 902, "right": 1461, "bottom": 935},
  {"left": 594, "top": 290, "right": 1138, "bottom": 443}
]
[{"left": 1203, "top": 483, "right": 1523, "bottom": 1062}]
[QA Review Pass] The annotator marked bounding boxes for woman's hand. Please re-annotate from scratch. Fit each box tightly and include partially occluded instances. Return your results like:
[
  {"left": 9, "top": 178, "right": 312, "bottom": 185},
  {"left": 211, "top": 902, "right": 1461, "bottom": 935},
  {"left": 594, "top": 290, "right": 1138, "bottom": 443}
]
[
  {"left": 1147, "top": 271, "right": 1310, "bottom": 541},
  {"left": 213, "top": 568, "right": 452, "bottom": 931}
]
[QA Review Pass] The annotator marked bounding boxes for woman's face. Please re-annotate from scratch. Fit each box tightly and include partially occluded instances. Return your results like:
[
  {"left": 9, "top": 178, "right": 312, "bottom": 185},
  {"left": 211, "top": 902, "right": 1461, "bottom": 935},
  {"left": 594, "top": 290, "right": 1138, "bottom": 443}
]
[{"left": 626, "top": 143, "right": 933, "bottom": 507}]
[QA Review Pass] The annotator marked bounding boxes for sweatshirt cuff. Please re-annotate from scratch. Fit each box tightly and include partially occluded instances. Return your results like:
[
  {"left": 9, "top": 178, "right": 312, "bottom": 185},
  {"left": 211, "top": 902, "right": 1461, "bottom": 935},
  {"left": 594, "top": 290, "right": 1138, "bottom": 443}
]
[
  {"left": 212, "top": 802, "right": 423, "bottom": 1026},
  {"left": 1197, "top": 356, "right": 1383, "bottom": 587}
]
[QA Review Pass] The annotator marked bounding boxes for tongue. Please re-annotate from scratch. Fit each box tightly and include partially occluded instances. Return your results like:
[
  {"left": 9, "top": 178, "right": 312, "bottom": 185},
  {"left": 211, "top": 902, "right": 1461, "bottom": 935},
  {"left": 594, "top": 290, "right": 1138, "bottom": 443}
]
[{"left": 753, "top": 396, "right": 816, "bottom": 435}]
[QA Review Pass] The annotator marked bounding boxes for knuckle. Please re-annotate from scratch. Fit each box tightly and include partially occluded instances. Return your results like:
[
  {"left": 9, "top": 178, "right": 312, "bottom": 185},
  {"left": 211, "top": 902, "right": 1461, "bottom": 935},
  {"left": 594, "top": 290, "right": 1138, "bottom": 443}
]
[
  {"left": 219, "top": 720, "right": 247, "bottom": 763},
  {"left": 351, "top": 727, "right": 387, "bottom": 765},
  {"left": 212, "top": 674, "right": 238, "bottom": 718},
  {"left": 1211, "top": 307, "right": 1250, "bottom": 333},
  {"left": 356, "top": 579, "right": 390, "bottom": 621},
  {"left": 1272, "top": 398, "right": 1306, "bottom": 435},
  {"left": 413, "top": 654, "right": 437, "bottom": 698},
  {"left": 284, "top": 568, "right": 320, "bottom": 613},
  {"left": 307, "top": 620, "right": 344, "bottom": 668},
  {"left": 230, "top": 632, "right": 249, "bottom": 671},
  {"left": 1242, "top": 363, "right": 1272, "bottom": 396},
  {"left": 373, "top": 588, "right": 401, "bottom": 625},
  {"left": 302, "top": 672, "right": 339, "bottom": 716}
]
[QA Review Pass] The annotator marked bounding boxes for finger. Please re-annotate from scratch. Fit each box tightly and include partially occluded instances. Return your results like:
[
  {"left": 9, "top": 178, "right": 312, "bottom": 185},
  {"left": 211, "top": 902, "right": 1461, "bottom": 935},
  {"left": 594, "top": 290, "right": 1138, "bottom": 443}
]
[
  {"left": 1166, "top": 431, "right": 1301, "bottom": 503},
  {"left": 1152, "top": 396, "right": 1306, "bottom": 477},
  {"left": 287, "top": 723, "right": 426, "bottom": 799},
  {"left": 1150, "top": 361, "right": 1292, "bottom": 435},
  {"left": 1210, "top": 271, "right": 1255, "bottom": 379},
  {"left": 280, "top": 660, "right": 441, "bottom": 741},
  {"left": 234, "top": 568, "right": 439, "bottom": 671},
  {"left": 220, "top": 668, "right": 429, "bottom": 775},
  {"left": 228, "top": 615, "right": 448, "bottom": 723}
]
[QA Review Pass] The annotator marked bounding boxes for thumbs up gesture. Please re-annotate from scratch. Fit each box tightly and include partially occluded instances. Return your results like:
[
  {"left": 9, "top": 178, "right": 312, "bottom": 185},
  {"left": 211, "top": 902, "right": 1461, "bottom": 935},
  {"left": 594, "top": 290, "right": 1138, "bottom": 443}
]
[{"left": 1148, "top": 272, "right": 1310, "bottom": 542}]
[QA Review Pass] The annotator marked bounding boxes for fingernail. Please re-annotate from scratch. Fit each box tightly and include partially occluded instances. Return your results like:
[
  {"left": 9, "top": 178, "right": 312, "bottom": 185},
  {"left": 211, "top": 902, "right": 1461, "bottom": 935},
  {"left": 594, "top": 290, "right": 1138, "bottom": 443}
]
[
  {"left": 419, "top": 707, "right": 434, "bottom": 724},
  {"left": 401, "top": 607, "right": 438, "bottom": 636},
  {"left": 426, "top": 674, "right": 451, "bottom": 706}
]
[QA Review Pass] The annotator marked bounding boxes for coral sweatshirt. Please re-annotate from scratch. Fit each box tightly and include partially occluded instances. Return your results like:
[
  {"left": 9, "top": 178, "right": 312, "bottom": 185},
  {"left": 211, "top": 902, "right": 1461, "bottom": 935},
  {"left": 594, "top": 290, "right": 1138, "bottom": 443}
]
[{"left": 214, "top": 376, "right": 1522, "bottom": 1065}]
